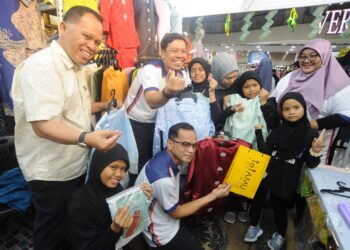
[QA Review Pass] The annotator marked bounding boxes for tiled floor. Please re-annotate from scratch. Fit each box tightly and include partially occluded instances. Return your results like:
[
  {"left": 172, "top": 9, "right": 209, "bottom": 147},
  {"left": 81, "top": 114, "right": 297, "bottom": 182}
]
[
  {"left": 0, "top": 206, "right": 296, "bottom": 250},
  {"left": 0, "top": 207, "right": 34, "bottom": 250},
  {"left": 223, "top": 209, "right": 296, "bottom": 250}
]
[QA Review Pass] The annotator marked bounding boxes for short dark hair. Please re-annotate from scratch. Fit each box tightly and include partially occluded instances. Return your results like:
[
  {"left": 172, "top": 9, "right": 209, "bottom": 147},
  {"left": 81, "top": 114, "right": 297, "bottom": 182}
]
[
  {"left": 168, "top": 123, "right": 195, "bottom": 140},
  {"left": 160, "top": 33, "right": 186, "bottom": 51},
  {"left": 63, "top": 6, "right": 103, "bottom": 24}
]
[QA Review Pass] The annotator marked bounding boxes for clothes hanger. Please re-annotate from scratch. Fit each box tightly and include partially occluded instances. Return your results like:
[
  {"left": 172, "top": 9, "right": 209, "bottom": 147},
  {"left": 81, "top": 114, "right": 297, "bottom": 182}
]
[
  {"left": 320, "top": 181, "right": 350, "bottom": 199},
  {"left": 107, "top": 89, "right": 117, "bottom": 114}
]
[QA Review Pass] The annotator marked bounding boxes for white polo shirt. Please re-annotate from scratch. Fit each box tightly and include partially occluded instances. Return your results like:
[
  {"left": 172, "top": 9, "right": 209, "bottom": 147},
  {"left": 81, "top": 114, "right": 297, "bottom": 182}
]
[
  {"left": 11, "top": 41, "right": 91, "bottom": 181},
  {"left": 135, "top": 150, "right": 181, "bottom": 247},
  {"left": 124, "top": 60, "right": 189, "bottom": 123}
]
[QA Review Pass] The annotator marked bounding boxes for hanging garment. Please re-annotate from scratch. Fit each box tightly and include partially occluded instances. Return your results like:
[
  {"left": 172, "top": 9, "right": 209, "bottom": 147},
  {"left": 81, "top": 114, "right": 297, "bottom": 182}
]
[
  {"left": 133, "top": 0, "right": 159, "bottom": 57},
  {"left": 0, "top": 0, "right": 45, "bottom": 115},
  {"left": 101, "top": 66, "right": 129, "bottom": 103},
  {"left": 117, "top": 47, "right": 138, "bottom": 70},
  {"left": 224, "top": 94, "right": 268, "bottom": 149},
  {"left": 182, "top": 137, "right": 251, "bottom": 216},
  {"left": 167, "top": 1, "right": 182, "bottom": 34},
  {"left": 153, "top": 93, "right": 215, "bottom": 155},
  {"left": 192, "top": 39, "right": 204, "bottom": 59},
  {"left": 100, "top": 0, "right": 139, "bottom": 68},
  {"left": 90, "top": 68, "right": 104, "bottom": 103},
  {"left": 63, "top": 0, "right": 98, "bottom": 12},
  {"left": 154, "top": 0, "right": 171, "bottom": 48},
  {"left": 184, "top": 35, "right": 192, "bottom": 65}
]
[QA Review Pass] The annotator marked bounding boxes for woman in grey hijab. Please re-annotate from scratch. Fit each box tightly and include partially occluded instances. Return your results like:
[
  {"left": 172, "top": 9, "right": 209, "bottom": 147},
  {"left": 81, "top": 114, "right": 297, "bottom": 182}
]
[{"left": 209, "top": 53, "right": 239, "bottom": 131}]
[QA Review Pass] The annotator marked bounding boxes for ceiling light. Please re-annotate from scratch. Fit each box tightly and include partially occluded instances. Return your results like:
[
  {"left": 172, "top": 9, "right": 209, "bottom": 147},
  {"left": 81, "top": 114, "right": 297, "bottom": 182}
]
[
  {"left": 332, "top": 45, "right": 337, "bottom": 48},
  {"left": 291, "top": 46, "right": 296, "bottom": 49},
  {"left": 225, "top": 45, "right": 230, "bottom": 48},
  {"left": 230, "top": 48, "right": 234, "bottom": 51},
  {"left": 256, "top": 45, "right": 261, "bottom": 49}
]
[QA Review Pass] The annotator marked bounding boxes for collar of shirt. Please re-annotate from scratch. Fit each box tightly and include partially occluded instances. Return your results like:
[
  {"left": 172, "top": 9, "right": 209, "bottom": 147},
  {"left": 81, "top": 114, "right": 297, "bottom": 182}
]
[
  {"left": 150, "top": 59, "right": 183, "bottom": 78},
  {"left": 164, "top": 151, "right": 180, "bottom": 176},
  {"left": 50, "top": 41, "right": 82, "bottom": 73}
]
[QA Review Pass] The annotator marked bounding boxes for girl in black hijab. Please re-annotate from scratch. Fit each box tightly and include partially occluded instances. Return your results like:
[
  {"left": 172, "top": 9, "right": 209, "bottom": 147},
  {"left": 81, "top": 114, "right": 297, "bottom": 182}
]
[
  {"left": 184, "top": 57, "right": 211, "bottom": 96},
  {"left": 244, "top": 92, "right": 325, "bottom": 249},
  {"left": 67, "top": 144, "right": 152, "bottom": 250}
]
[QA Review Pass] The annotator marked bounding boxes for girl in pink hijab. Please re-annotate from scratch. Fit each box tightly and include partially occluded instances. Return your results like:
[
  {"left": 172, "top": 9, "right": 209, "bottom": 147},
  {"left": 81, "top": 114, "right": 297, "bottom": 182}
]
[{"left": 271, "top": 38, "right": 350, "bottom": 163}]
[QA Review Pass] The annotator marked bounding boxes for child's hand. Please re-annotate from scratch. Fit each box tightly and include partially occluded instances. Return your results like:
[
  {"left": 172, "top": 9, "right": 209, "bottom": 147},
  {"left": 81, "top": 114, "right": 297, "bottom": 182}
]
[
  {"left": 259, "top": 88, "right": 269, "bottom": 105},
  {"left": 208, "top": 74, "right": 218, "bottom": 93},
  {"left": 312, "top": 129, "right": 326, "bottom": 153},
  {"left": 232, "top": 102, "right": 244, "bottom": 113},
  {"left": 255, "top": 124, "right": 264, "bottom": 130},
  {"left": 111, "top": 206, "right": 132, "bottom": 232},
  {"left": 140, "top": 182, "right": 153, "bottom": 200}
]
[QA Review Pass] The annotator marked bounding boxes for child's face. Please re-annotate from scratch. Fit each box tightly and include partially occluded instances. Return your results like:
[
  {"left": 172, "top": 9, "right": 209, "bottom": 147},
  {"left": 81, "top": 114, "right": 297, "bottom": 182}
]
[
  {"left": 100, "top": 160, "right": 127, "bottom": 188},
  {"left": 282, "top": 99, "right": 305, "bottom": 122},
  {"left": 190, "top": 63, "right": 206, "bottom": 84},
  {"left": 242, "top": 79, "right": 261, "bottom": 99}
]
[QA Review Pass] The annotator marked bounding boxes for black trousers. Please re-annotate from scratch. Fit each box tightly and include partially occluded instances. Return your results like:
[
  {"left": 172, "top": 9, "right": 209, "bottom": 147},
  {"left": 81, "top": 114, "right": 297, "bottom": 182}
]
[
  {"left": 129, "top": 119, "right": 155, "bottom": 186},
  {"left": 28, "top": 175, "right": 85, "bottom": 250},
  {"left": 151, "top": 223, "right": 202, "bottom": 250},
  {"left": 249, "top": 186, "right": 292, "bottom": 237},
  {"left": 225, "top": 193, "right": 250, "bottom": 213}
]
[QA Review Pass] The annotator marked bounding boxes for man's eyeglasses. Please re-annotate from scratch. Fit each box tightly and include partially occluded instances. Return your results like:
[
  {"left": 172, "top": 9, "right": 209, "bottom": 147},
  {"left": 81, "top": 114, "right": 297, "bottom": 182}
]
[
  {"left": 298, "top": 54, "right": 319, "bottom": 62},
  {"left": 170, "top": 139, "right": 197, "bottom": 149}
]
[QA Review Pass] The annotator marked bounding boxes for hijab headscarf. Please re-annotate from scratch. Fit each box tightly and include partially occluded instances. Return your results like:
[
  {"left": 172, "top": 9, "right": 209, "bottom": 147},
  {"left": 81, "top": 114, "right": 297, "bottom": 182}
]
[
  {"left": 280, "top": 38, "right": 350, "bottom": 119},
  {"left": 271, "top": 92, "right": 312, "bottom": 159},
  {"left": 187, "top": 57, "right": 210, "bottom": 94},
  {"left": 233, "top": 71, "right": 262, "bottom": 98},
  {"left": 76, "top": 144, "right": 129, "bottom": 226},
  {"left": 256, "top": 56, "right": 273, "bottom": 91},
  {"left": 211, "top": 53, "right": 239, "bottom": 89}
]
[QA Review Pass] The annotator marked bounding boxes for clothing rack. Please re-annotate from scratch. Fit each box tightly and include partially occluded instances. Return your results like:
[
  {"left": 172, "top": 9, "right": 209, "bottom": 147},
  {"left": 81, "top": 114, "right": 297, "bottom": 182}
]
[
  {"left": 136, "top": 55, "right": 161, "bottom": 67},
  {"left": 93, "top": 47, "right": 120, "bottom": 69}
]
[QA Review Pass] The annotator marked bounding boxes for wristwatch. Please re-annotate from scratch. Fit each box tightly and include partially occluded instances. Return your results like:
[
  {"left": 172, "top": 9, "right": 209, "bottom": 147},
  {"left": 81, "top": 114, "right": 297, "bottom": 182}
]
[{"left": 78, "top": 132, "right": 89, "bottom": 148}]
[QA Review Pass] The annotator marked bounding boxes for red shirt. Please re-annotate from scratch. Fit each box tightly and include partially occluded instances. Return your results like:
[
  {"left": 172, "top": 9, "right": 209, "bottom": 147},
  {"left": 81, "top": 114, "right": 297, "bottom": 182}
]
[{"left": 183, "top": 138, "right": 251, "bottom": 216}]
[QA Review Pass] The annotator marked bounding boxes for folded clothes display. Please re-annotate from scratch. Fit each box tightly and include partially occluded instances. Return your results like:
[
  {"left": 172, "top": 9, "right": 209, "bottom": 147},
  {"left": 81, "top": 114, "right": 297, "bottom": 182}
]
[{"left": 0, "top": 167, "right": 31, "bottom": 212}]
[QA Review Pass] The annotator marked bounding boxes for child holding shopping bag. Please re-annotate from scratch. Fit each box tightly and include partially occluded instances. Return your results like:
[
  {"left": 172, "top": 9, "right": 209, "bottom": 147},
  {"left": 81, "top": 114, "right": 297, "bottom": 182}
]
[
  {"left": 243, "top": 92, "right": 325, "bottom": 250},
  {"left": 221, "top": 71, "right": 274, "bottom": 224}
]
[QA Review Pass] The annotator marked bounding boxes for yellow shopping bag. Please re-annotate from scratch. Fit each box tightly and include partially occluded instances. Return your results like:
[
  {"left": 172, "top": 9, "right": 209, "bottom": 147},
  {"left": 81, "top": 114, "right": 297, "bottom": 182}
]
[{"left": 224, "top": 145, "right": 271, "bottom": 199}]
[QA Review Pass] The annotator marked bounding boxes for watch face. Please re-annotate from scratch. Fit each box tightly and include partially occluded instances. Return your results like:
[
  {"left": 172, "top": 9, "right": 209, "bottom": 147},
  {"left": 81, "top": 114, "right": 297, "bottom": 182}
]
[
  {"left": 78, "top": 142, "right": 88, "bottom": 148},
  {"left": 78, "top": 132, "right": 87, "bottom": 147}
]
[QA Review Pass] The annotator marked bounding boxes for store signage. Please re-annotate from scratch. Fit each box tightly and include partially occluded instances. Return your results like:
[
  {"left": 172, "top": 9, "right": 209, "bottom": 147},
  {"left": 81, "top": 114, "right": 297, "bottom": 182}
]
[{"left": 319, "top": 8, "right": 350, "bottom": 35}]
